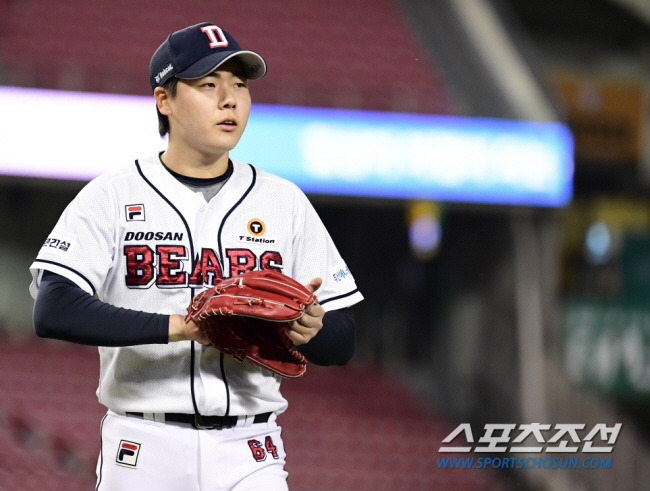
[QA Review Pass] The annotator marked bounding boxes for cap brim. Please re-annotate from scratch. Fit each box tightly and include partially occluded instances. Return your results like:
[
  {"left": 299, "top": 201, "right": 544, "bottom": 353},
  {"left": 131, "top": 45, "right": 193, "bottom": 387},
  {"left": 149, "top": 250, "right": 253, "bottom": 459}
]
[{"left": 176, "top": 50, "right": 267, "bottom": 80}]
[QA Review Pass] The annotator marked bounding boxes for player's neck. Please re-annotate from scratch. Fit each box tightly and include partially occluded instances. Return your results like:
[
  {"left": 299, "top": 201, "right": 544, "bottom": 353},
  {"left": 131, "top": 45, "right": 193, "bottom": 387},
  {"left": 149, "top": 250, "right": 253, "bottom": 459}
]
[{"left": 160, "top": 145, "right": 230, "bottom": 178}]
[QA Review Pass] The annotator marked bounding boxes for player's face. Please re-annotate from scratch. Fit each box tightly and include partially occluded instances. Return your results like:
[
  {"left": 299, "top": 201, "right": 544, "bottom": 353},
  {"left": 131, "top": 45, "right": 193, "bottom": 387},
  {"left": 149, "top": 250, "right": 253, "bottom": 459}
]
[{"left": 165, "top": 59, "right": 251, "bottom": 158}]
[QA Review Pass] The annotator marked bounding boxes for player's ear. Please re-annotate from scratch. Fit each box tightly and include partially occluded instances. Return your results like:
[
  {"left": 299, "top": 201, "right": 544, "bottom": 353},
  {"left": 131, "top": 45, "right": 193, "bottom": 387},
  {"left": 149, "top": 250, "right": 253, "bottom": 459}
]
[{"left": 154, "top": 87, "right": 172, "bottom": 116}]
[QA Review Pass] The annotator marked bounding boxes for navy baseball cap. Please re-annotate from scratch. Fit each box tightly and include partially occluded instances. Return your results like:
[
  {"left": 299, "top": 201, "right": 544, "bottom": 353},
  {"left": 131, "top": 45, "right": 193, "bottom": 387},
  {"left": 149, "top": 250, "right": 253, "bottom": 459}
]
[{"left": 149, "top": 22, "right": 266, "bottom": 91}]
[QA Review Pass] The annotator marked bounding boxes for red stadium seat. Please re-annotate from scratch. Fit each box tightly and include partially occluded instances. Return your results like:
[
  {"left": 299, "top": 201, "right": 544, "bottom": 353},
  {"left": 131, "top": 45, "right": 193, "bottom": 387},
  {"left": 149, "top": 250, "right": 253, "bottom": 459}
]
[
  {"left": 0, "top": 0, "right": 454, "bottom": 114},
  {"left": 0, "top": 337, "right": 510, "bottom": 490}
]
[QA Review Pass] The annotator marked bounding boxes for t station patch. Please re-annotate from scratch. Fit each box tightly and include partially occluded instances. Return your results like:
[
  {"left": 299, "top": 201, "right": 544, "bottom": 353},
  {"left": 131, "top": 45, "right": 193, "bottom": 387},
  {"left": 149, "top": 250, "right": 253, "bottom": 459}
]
[
  {"left": 247, "top": 218, "right": 266, "bottom": 236},
  {"left": 116, "top": 440, "right": 141, "bottom": 467}
]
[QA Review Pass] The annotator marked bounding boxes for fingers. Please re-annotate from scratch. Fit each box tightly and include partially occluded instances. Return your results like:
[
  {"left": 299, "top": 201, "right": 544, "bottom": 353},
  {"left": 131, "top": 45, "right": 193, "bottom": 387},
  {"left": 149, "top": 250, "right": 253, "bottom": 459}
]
[
  {"left": 306, "top": 277, "right": 322, "bottom": 293},
  {"left": 185, "top": 318, "right": 211, "bottom": 346},
  {"left": 285, "top": 322, "right": 316, "bottom": 346},
  {"left": 169, "top": 314, "right": 211, "bottom": 345},
  {"left": 304, "top": 301, "right": 324, "bottom": 318},
  {"left": 299, "top": 306, "right": 325, "bottom": 329},
  {"left": 193, "top": 330, "right": 211, "bottom": 347},
  {"left": 286, "top": 300, "right": 325, "bottom": 345}
]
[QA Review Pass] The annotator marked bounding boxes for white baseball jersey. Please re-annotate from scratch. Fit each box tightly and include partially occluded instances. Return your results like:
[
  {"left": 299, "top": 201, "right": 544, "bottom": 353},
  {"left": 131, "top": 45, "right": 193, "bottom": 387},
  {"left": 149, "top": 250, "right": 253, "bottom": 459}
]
[{"left": 29, "top": 153, "right": 363, "bottom": 417}]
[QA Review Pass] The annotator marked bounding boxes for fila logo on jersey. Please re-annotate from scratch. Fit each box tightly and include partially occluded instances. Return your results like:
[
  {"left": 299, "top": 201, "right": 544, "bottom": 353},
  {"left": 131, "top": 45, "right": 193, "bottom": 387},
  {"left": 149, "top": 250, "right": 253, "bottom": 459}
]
[
  {"left": 116, "top": 440, "right": 141, "bottom": 468},
  {"left": 126, "top": 204, "right": 145, "bottom": 221}
]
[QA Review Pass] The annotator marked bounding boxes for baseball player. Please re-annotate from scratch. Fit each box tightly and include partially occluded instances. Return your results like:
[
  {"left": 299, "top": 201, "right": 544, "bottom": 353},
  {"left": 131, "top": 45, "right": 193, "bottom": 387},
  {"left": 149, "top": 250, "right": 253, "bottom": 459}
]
[{"left": 29, "top": 22, "right": 363, "bottom": 490}]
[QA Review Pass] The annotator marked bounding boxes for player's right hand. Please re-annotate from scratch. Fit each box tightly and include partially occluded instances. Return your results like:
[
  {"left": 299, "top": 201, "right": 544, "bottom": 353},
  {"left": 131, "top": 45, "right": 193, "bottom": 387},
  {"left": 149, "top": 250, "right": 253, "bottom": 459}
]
[{"left": 168, "top": 314, "right": 211, "bottom": 345}]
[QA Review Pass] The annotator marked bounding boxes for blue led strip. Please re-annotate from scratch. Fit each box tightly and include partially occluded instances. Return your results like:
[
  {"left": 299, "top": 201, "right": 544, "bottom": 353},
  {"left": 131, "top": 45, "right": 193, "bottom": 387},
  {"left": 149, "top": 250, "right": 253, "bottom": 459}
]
[{"left": 1, "top": 87, "right": 574, "bottom": 207}]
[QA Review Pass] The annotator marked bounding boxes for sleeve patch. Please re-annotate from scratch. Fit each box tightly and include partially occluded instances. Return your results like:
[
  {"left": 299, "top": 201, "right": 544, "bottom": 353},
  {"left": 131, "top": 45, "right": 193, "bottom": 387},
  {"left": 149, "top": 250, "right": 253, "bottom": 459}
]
[
  {"left": 41, "top": 235, "right": 75, "bottom": 255},
  {"left": 332, "top": 267, "right": 351, "bottom": 282}
]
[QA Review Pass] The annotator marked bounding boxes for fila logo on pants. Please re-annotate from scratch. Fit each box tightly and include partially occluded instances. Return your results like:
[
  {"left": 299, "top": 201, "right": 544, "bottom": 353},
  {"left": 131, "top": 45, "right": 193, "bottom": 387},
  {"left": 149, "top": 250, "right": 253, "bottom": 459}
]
[{"left": 116, "top": 440, "right": 141, "bottom": 467}]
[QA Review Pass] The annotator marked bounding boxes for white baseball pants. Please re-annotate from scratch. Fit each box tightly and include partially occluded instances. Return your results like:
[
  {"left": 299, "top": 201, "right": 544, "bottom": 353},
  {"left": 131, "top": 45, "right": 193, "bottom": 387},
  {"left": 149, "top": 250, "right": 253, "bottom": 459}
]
[{"left": 95, "top": 410, "right": 288, "bottom": 490}]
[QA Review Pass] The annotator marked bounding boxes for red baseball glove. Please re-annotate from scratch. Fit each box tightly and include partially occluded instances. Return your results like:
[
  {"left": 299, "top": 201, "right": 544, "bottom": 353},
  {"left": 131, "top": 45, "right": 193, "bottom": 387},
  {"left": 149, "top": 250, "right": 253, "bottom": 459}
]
[{"left": 186, "top": 270, "right": 316, "bottom": 377}]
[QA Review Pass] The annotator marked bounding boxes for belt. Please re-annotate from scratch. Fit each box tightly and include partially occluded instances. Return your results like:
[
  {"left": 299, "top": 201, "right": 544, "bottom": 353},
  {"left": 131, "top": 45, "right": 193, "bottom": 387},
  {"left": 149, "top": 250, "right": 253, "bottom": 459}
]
[{"left": 125, "top": 411, "right": 272, "bottom": 430}]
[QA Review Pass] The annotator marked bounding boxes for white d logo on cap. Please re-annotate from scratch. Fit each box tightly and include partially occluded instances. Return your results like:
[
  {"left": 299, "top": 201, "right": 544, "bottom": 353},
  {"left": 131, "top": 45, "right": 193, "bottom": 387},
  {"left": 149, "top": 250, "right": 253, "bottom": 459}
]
[{"left": 200, "top": 26, "right": 229, "bottom": 49}]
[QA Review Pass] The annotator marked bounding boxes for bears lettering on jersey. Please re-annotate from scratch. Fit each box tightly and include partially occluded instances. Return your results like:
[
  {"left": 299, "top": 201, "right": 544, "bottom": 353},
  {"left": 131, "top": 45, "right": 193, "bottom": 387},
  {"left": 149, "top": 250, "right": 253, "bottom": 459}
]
[
  {"left": 124, "top": 245, "right": 283, "bottom": 288},
  {"left": 189, "top": 248, "right": 222, "bottom": 286}
]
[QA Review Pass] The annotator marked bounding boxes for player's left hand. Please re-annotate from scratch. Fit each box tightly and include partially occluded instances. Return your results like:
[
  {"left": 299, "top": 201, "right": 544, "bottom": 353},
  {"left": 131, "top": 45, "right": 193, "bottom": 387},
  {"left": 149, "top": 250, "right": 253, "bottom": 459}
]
[{"left": 285, "top": 277, "right": 324, "bottom": 346}]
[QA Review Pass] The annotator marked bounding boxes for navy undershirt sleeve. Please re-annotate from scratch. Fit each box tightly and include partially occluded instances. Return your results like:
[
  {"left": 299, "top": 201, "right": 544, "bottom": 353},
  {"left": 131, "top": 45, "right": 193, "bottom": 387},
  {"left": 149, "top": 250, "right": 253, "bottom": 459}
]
[
  {"left": 33, "top": 271, "right": 356, "bottom": 364},
  {"left": 297, "top": 308, "right": 356, "bottom": 366},
  {"left": 33, "top": 271, "right": 169, "bottom": 346}
]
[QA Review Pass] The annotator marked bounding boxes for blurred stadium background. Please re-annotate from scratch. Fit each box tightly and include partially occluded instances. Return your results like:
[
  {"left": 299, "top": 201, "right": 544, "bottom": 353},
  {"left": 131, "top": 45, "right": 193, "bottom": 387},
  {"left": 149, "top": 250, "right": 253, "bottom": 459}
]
[{"left": 1, "top": 0, "right": 650, "bottom": 489}]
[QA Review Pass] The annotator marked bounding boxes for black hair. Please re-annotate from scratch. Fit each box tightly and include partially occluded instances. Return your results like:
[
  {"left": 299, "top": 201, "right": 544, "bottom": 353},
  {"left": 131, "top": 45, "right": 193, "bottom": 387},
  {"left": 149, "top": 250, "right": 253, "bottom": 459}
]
[{"left": 157, "top": 77, "right": 179, "bottom": 137}]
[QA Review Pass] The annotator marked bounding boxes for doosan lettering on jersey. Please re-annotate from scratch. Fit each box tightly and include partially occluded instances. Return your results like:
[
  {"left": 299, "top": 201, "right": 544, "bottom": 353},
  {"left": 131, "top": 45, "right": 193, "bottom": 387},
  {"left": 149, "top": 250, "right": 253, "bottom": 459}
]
[{"left": 124, "top": 231, "right": 184, "bottom": 241}]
